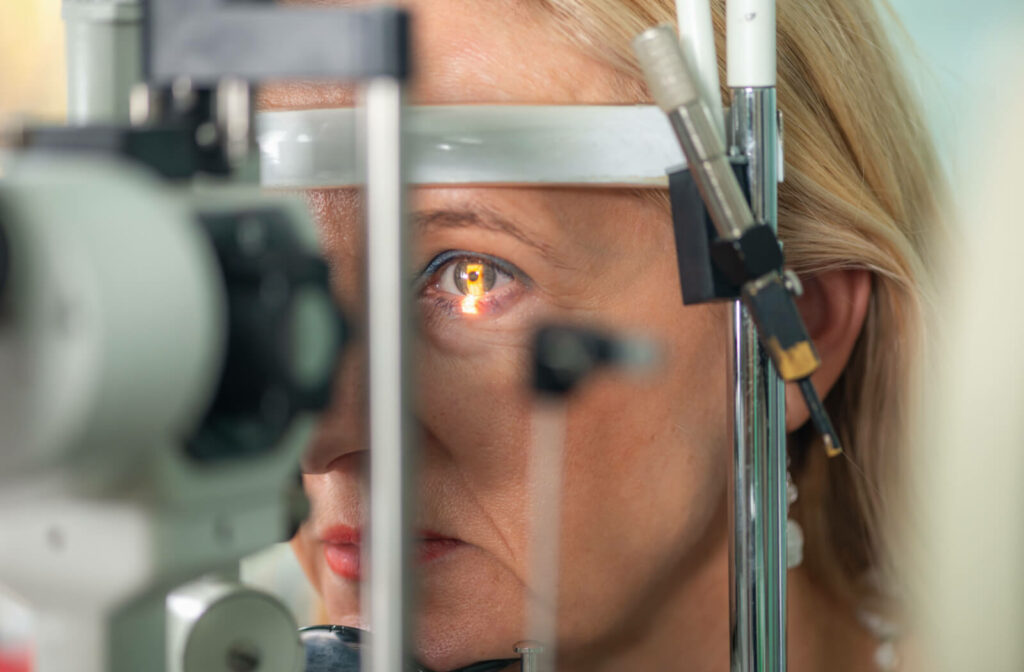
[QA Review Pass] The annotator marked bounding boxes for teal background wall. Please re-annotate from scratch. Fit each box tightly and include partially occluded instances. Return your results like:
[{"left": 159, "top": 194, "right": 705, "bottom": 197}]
[{"left": 888, "top": 0, "right": 1024, "bottom": 177}]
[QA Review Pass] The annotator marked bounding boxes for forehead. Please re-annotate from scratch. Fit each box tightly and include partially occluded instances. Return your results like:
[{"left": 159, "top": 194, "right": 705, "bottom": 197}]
[{"left": 262, "top": 0, "right": 628, "bottom": 108}]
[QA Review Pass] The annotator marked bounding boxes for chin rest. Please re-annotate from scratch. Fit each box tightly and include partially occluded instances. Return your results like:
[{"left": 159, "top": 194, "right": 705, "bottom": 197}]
[{"left": 300, "top": 625, "right": 520, "bottom": 672}]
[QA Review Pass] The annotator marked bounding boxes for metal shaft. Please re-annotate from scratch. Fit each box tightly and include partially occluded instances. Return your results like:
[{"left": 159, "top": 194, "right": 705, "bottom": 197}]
[
  {"left": 362, "top": 77, "right": 413, "bottom": 672},
  {"left": 62, "top": 0, "right": 143, "bottom": 125},
  {"left": 525, "top": 401, "right": 568, "bottom": 672},
  {"left": 728, "top": 87, "right": 787, "bottom": 672}
]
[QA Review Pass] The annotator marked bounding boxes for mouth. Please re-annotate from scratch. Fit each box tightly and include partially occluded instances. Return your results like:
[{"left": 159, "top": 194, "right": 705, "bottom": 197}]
[{"left": 322, "top": 525, "right": 465, "bottom": 581}]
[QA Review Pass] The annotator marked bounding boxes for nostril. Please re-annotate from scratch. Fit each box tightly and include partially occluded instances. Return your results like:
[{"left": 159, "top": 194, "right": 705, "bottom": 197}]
[
  {"left": 324, "top": 449, "right": 368, "bottom": 475},
  {"left": 301, "top": 440, "right": 367, "bottom": 475}
]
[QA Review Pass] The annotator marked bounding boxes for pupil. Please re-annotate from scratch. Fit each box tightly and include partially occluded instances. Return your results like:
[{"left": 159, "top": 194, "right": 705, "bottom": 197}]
[{"left": 454, "top": 259, "right": 497, "bottom": 297}]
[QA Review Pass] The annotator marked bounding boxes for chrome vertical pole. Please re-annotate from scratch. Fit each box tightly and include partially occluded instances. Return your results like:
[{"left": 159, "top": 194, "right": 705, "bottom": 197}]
[
  {"left": 727, "top": 0, "right": 786, "bottom": 670},
  {"left": 363, "top": 77, "right": 413, "bottom": 672},
  {"left": 727, "top": 297, "right": 764, "bottom": 672}
]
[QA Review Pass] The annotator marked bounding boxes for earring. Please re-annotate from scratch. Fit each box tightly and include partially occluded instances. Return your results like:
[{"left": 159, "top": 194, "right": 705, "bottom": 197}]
[{"left": 787, "top": 468, "right": 803, "bottom": 569}]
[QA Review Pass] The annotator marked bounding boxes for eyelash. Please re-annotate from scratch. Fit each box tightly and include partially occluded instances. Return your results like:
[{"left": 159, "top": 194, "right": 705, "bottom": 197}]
[{"left": 417, "top": 250, "right": 527, "bottom": 319}]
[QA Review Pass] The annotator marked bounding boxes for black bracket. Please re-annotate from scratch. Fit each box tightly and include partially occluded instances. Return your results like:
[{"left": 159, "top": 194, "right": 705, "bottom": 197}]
[
  {"left": 21, "top": 85, "right": 231, "bottom": 179},
  {"left": 143, "top": 0, "right": 410, "bottom": 84},
  {"left": 669, "top": 162, "right": 784, "bottom": 305}
]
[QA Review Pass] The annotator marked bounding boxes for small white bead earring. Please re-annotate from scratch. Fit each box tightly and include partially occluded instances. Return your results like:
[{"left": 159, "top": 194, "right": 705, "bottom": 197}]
[{"left": 786, "top": 468, "right": 803, "bottom": 569}]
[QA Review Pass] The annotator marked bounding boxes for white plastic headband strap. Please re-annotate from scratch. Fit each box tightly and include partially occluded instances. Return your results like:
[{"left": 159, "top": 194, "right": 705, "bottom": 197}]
[{"left": 257, "top": 105, "right": 685, "bottom": 188}]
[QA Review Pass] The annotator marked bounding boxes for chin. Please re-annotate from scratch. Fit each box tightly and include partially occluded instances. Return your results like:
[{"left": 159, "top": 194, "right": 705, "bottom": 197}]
[{"left": 321, "top": 544, "right": 525, "bottom": 672}]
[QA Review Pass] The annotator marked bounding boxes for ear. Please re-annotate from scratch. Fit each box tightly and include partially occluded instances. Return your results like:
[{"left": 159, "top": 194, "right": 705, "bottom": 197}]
[{"left": 785, "top": 269, "right": 872, "bottom": 432}]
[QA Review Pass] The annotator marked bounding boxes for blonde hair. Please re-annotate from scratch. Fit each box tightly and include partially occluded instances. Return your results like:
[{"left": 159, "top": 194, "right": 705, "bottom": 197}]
[{"left": 537, "top": 0, "right": 943, "bottom": 610}]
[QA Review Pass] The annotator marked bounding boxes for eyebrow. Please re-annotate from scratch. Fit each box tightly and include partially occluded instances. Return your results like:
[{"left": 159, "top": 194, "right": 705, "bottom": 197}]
[{"left": 413, "top": 207, "right": 569, "bottom": 269}]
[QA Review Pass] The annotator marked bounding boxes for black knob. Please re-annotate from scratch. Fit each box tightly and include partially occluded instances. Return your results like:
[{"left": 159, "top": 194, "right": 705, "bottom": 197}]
[
  {"left": 187, "top": 208, "right": 348, "bottom": 462},
  {"left": 300, "top": 626, "right": 364, "bottom": 672}
]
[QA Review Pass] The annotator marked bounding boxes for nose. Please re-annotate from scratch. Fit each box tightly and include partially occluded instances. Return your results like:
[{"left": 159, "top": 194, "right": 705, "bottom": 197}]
[
  {"left": 301, "top": 337, "right": 369, "bottom": 473},
  {"left": 296, "top": 188, "right": 368, "bottom": 474}
]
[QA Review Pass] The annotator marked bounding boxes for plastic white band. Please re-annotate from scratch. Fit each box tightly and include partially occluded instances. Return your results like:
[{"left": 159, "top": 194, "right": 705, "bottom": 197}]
[
  {"left": 257, "top": 105, "right": 685, "bottom": 188},
  {"left": 726, "top": 0, "right": 776, "bottom": 87},
  {"left": 676, "top": 1, "right": 726, "bottom": 141}
]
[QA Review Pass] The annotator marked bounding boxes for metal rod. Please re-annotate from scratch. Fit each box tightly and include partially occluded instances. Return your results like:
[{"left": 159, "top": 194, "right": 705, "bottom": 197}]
[
  {"left": 631, "top": 24, "right": 787, "bottom": 669},
  {"left": 726, "top": 0, "right": 785, "bottom": 668},
  {"left": 675, "top": 0, "right": 726, "bottom": 141},
  {"left": 62, "top": 0, "right": 143, "bottom": 125},
  {"left": 728, "top": 85, "right": 786, "bottom": 672},
  {"left": 362, "top": 76, "right": 412, "bottom": 672},
  {"left": 525, "top": 401, "right": 568, "bottom": 672},
  {"left": 728, "top": 300, "right": 763, "bottom": 672}
]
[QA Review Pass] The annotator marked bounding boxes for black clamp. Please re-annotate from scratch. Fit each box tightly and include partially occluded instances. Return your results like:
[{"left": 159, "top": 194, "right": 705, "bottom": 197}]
[
  {"left": 532, "top": 325, "right": 656, "bottom": 398},
  {"left": 669, "top": 163, "right": 841, "bottom": 453},
  {"left": 668, "top": 161, "right": 784, "bottom": 304},
  {"left": 20, "top": 86, "right": 235, "bottom": 180}
]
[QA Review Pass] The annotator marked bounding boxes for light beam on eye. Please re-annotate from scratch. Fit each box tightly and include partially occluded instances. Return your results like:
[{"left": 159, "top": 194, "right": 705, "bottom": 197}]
[
  {"left": 460, "top": 295, "right": 480, "bottom": 315},
  {"left": 464, "top": 262, "right": 487, "bottom": 297}
]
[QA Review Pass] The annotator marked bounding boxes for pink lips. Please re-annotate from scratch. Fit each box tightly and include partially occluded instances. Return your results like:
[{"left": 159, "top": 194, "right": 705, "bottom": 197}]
[
  {"left": 323, "top": 525, "right": 362, "bottom": 581},
  {"left": 322, "top": 525, "right": 463, "bottom": 581}
]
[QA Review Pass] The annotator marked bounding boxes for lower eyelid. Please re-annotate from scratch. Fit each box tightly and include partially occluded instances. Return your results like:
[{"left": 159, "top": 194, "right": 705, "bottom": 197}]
[{"left": 419, "top": 282, "right": 521, "bottom": 319}]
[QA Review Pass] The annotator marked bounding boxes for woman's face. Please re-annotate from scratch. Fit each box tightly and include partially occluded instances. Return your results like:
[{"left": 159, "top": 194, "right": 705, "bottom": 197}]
[{"left": 275, "top": 1, "right": 731, "bottom": 669}]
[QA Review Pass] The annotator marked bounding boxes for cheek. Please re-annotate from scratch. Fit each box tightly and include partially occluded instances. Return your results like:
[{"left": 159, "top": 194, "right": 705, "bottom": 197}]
[
  {"left": 417, "top": 340, "right": 535, "bottom": 519},
  {"left": 553, "top": 302, "right": 731, "bottom": 641}
]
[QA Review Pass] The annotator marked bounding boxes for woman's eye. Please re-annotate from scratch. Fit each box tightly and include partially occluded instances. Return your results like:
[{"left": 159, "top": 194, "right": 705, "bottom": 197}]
[
  {"left": 438, "top": 258, "right": 511, "bottom": 297},
  {"left": 421, "top": 253, "right": 521, "bottom": 318}
]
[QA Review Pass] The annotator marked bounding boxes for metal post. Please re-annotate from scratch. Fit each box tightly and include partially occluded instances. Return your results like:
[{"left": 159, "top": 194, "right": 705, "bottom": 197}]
[
  {"left": 362, "top": 77, "right": 412, "bottom": 672},
  {"left": 62, "top": 0, "right": 143, "bottom": 125},
  {"left": 728, "top": 86, "right": 786, "bottom": 672},
  {"left": 525, "top": 401, "right": 568, "bottom": 672}
]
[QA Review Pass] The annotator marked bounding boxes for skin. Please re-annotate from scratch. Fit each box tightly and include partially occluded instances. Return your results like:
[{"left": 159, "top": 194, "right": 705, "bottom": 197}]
[{"left": 267, "top": 1, "right": 878, "bottom": 670}]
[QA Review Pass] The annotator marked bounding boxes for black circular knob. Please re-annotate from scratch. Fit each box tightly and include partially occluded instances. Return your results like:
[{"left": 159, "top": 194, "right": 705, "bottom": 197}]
[
  {"left": 187, "top": 208, "right": 348, "bottom": 462},
  {"left": 300, "top": 626, "right": 363, "bottom": 672}
]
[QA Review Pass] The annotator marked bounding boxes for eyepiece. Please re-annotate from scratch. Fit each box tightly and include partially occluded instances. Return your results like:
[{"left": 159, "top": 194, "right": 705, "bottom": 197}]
[{"left": 632, "top": 25, "right": 700, "bottom": 113}]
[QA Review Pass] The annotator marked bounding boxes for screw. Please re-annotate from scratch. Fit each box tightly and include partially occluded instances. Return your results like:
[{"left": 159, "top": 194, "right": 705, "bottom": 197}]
[
  {"left": 195, "top": 121, "right": 220, "bottom": 148},
  {"left": 783, "top": 270, "right": 804, "bottom": 297},
  {"left": 514, "top": 641, "right": 545, "bottom": 672}
]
